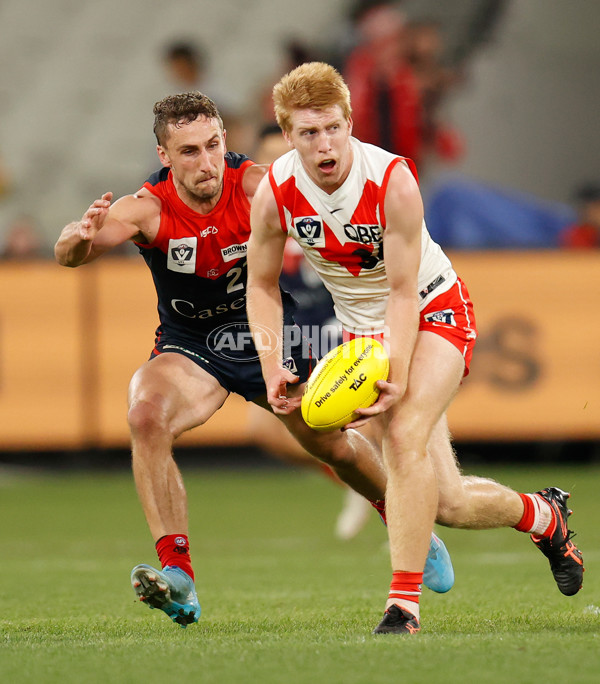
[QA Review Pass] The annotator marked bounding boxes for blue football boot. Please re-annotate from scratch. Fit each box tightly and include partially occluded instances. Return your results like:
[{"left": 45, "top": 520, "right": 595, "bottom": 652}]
[
  {"left": 131, "top": 564, "right": 201, "bottom": 628},
  {"left": 423, "top": 532, "right": 454, "bottom": 593}
]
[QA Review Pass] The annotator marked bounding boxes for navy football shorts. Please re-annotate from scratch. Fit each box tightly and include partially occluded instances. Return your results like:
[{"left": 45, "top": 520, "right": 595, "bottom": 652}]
[{"left": 150, "top": 319, "right": 314, "bottom": 401}]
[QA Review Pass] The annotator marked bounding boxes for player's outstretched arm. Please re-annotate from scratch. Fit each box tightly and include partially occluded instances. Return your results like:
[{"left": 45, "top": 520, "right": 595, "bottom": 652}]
[
  {"left": 55, "top": 192, "right": 114, "bottom": 266},
  {"left": 54, "top": 191, "right": 156, "bottom": 267},
  {"left": 247, "top": 175, "right": 298, "bottom": 414}
]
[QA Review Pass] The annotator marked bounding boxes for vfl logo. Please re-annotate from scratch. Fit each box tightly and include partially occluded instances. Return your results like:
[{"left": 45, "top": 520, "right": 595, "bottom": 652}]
[
  {"left": 168, "top": 237, "right": 197, "bottom": 274},
  {"left": 349, "top": 373, "right": 367, "bottom": 391},
  {"left": 294, "top": 216, "right": 324, "bottom": 247},
  {"left": 283, "top": 356, "right": 298, "bottom": 375},
  {"left": 424, "top": 309, "right": 456, "bottom": 326}
]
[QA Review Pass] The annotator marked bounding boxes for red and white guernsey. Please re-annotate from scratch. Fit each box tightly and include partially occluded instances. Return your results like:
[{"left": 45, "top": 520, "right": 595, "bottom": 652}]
[{"left": 269, "top": 138, "right": 457, "bottom": 334}]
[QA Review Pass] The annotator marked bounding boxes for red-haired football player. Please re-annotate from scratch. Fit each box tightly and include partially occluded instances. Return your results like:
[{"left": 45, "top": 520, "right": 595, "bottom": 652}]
[{"left": 247, "top": 62, "right": 584, "bottom": 635}]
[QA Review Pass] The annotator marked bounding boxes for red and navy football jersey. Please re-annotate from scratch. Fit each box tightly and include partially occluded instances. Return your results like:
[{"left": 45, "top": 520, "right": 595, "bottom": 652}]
[{"left": 137, "top": 152, "right": 256, "bottom": 340}]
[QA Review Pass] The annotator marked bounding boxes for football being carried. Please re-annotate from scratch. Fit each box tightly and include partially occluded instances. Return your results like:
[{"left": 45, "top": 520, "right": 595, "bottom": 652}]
[{"left": 301, "top": 337, "right": 389, "bottom": 432}]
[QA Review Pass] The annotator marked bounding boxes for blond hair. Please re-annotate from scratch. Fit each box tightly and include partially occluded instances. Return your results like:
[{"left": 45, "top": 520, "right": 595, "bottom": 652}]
[{"left": 272, "top": 62, "right": 352, "bottom": 133}]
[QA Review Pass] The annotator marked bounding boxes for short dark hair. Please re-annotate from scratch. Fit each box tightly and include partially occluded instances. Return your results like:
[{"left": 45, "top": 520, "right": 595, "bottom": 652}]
[
  {"left": 258, "top": 123, "right": 283, "bottom": 140},
  {"left": 574, "top": 183, "right": 600, "bottom": 204},
  {"left": 153, "top": 91, "right": 223, "bottom": 146},
  {"left": 163, "top": 41, "right": 204, "bottom": 68}
]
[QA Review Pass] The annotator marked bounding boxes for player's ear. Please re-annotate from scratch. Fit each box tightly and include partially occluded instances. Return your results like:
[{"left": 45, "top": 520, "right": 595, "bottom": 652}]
[
  {"left": 222, "top": 128, "right": 227, "bottom": 153},
  {"left": 347, "top": 117, "right": 354, "bottom": 137},
  {"left": 157, "top": 145, "right": 171, "bottom": 168},
  {"left": 282, "top": 129, "right": 294, "bottom": 149}
]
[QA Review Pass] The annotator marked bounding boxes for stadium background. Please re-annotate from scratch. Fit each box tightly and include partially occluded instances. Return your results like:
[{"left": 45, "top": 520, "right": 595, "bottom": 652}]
[{"left": 0, "top": 0, "right": 599, "bottom": 466}]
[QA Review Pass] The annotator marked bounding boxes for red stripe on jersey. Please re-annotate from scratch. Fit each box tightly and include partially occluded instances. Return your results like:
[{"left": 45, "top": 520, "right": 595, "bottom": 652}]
[
  {"left": 271, "top": 175, "right": 383, "bottom": 277},
  {"left": 268, "top": 164, "right": 290, "bottom": 234},
  {"left": 377, "top": 157, "right": 418, "bottom": 229}
]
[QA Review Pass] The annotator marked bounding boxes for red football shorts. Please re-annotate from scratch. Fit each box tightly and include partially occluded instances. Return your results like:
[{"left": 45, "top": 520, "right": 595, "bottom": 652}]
[{"left": 342, "top": 277, "right": 477, "bottom": 376}]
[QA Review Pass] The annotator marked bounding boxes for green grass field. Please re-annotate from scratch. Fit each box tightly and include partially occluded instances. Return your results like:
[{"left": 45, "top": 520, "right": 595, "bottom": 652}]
[{"left": 1, "top": 461, "right": 599, "bottom": 683}]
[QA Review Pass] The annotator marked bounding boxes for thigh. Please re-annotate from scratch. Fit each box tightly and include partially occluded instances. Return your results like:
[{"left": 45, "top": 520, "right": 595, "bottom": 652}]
[
  {"left": 128, "top": 352, "right": 229, "bottom": 436},
  {"left": 387, "top": 330, "right": 466, "bottom": 443}
]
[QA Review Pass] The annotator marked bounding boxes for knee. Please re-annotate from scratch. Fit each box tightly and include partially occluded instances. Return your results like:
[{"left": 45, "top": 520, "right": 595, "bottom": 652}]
[
  {"left": 297, "top": 430, "right": 355, "bottom": 468},
  {"left": 436, "top": 476, "right": 476, "bottom": 526},
  {"left": 383, "top": 420, "right": 429, "bottom": 474},
  {"left": 127, "top": 397, "right": 170, "bottom": 440},
  {"left": 436, "top": 492, "right": 464, "bottom": 526}
]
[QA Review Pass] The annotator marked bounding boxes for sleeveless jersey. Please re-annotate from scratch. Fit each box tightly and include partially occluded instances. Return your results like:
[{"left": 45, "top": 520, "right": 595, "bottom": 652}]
[
  {"left": 269, "top": 138, "right": 457, "bottom": 334},
  {"left": 137, "top": 152, "right": 255, "bottom": 340}
]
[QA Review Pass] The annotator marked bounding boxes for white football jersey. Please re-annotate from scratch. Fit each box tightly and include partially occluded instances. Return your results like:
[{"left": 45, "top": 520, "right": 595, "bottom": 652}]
[{"left": 269, "top": 138, "right": 457, "bottom": 333}]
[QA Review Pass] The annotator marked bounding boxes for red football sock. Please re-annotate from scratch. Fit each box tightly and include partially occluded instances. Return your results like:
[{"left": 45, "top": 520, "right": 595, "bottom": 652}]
[
  {"left": 369, "top": 498, "right": 386, "bottom": 524},
  {"left": 514, "top": 493, "right": 555, "bottom": 537},
  {"left": 318, "top": 462, "right": 343, "bottom": 485},
  {"left": 155, "top": 534, "right": 194, "bottom": 581},
  {"left": 389, "top": 571, "right": 422, "bottom": 610}
]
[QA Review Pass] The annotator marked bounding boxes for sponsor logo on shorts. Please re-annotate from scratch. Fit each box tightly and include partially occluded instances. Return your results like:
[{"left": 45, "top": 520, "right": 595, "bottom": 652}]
[
  {"left": 221, "top": 242, "right": 248, "bottom": 262},
  {"left": 161, "top": 344, "right": 211, "bottom": 364},
  {"left": 424, "top": 309, "right": 456, "bottom": 326},
  {"left": 167, "top": 237, "right": 197, "bottom": 274}
]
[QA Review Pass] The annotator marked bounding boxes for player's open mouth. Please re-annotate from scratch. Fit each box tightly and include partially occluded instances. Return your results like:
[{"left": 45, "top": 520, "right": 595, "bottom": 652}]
[{"left": 319, "top": 160, "right": 336, "bottom": 172}]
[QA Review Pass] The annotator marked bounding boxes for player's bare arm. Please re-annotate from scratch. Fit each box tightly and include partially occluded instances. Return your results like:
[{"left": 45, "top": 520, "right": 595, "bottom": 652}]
[
  {"left": 241, "top": 163, "right": 269, "bottom": 201},
  {"left": 247, "top": 175, "right": 298, "bottom": 414},
  {"left": 54, "top": 189, "right": 161, "bottom": 267},
  {"left": 346, "top": 162, "right": 423, "bottom": 428}
]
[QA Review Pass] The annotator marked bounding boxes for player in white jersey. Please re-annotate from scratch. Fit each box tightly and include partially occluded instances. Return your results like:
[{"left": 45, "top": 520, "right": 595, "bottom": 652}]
[{"left": 246, "top": 62, "right": 583, "bottom": 635}]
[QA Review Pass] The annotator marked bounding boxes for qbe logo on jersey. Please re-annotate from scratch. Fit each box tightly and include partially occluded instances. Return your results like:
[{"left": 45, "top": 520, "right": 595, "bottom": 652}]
[
  {"left": 293, "top": 216, "right": 325, "bottom": 247},
  {"left": 167, "top": 237, "right": 197, "bottom": 273}
]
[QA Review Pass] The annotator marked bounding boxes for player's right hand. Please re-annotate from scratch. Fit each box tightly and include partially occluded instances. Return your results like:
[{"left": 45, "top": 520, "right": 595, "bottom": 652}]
[
  {"left": 78, "top": 192, "right": 113, "bottom": 241},
  {"left": 266, "top": 368, "right": 300, "bottom": 415}
]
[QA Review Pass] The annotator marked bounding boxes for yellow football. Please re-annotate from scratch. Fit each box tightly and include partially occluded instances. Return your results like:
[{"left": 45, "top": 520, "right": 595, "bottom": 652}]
[{"left": 301, "top": 337, "right": 389, "bottom": 432}]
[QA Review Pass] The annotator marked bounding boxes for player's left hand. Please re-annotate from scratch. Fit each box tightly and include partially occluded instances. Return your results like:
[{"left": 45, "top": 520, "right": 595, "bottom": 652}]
[{"left": 343, "top": 379, "right": 401, "bottom": 429}]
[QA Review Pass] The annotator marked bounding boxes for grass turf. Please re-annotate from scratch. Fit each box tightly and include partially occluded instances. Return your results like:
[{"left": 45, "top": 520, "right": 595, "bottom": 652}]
[{"left": 1, "top": 462, "right": 599, "bottom": 683}]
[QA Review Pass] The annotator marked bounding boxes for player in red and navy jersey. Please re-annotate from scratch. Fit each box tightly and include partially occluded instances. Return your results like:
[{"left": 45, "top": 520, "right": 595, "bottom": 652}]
[
  {"left": 246, "top": 63, "right": 584, "bottom": 635},
  {"left": 55, "top": 92, "right": 454, "bottom": 628}
]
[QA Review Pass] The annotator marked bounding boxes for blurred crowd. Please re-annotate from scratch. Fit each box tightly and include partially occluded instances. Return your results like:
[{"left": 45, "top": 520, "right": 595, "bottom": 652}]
[{"left": 1, "top": 0, "right": 598, "bottom": 257}]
